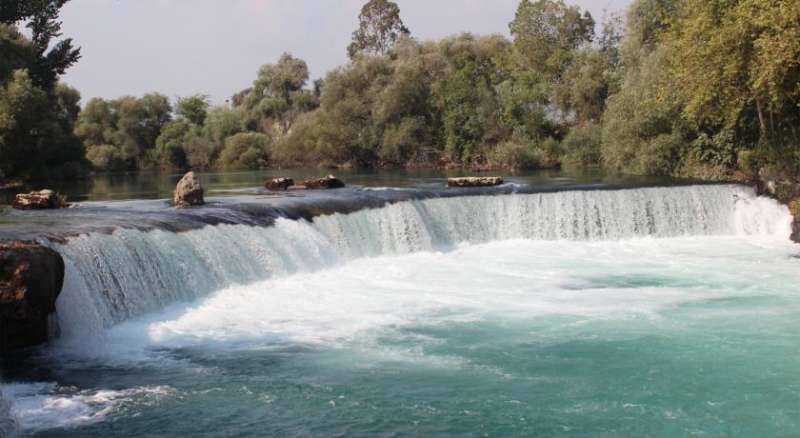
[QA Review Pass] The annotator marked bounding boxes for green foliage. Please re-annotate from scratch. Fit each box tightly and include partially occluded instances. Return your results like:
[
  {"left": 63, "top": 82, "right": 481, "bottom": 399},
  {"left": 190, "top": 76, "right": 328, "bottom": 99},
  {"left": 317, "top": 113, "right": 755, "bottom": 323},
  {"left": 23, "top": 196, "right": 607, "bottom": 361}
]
[
  {"left": 0, "top": 0, "right": 80, "bottom": 90},
  {"left": 490, "top": 140, "right": 541, "bottom": 170},
  {"left": 75, "top": 93, "right": 172, "bottom": 171},
  {"left": 218, "top": 132, "right": 271, "bottom": 170},
  {"left": 234, "top": 53, "right": 317, "bottom": 137},
  {"left": 665, "top": 0, "right": 800, "bottom": 148},
  {"left": 204, "top": 106, "right": 247, "bottom": 149},
  {"left": 175, "top": 94, "right": 209, "bottom": 126},
  {"left": 347, "top": 0, "right": 409, "bottom": 59},
  {"left": 601, "top": 46, "right": 686, "bottom": 175},
  {"left": 0, "top": 69, "right": 85, "bottom": 178},
  {"left": 509, "top": 0, "right": 595, "bottom": 82},
  {"left": 562, "top": 123, "right": 602, "bottom": 167},
  {"left": 154, "top": 120, "right": 191, "bottom": 169}
]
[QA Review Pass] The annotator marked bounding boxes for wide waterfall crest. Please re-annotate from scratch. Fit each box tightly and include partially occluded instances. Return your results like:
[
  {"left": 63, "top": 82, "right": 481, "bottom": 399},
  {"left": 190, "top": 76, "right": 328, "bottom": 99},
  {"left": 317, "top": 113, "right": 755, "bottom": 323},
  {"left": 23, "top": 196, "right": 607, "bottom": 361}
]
[{"left": 53, "top": 184, "right": 791, "bottom": 338}]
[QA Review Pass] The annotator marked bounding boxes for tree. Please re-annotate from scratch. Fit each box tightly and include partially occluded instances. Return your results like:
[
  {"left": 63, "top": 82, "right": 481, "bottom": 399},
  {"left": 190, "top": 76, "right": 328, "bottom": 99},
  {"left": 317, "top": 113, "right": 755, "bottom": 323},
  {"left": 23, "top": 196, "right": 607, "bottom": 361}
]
[
  {"left": 218, "top": 132, "right": 271, "bottom": 170},
  {"left": 236, "top": 53, "right": 317, "bottom": 136},
  {"left": 0, "top": 0, "right": 80, "bottom": 90},
  {"left": 0, "top": 69, "right": 84, "bottom": 177},
  {"left": 666, "top": 0, "right": 800, "bottom": 150},
  {"left": 175, "top": 94, "right": 209, "bottom": 126},
  {"left": 509, "top": 0, "right": 595, "bottom": 82},
  {"left": 347, "top": 0, "right": 409, "bottom": 59},
  {"left": 76, "top": 94, "right": 172, "bottom": 171}
]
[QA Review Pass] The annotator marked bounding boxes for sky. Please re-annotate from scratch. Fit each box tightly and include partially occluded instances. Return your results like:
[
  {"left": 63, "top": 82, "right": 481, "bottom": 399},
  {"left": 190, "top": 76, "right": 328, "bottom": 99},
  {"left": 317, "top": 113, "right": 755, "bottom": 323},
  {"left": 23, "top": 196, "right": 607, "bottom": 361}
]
[{"left": 59, "top": 0, "right": 631, "bottom": 104}]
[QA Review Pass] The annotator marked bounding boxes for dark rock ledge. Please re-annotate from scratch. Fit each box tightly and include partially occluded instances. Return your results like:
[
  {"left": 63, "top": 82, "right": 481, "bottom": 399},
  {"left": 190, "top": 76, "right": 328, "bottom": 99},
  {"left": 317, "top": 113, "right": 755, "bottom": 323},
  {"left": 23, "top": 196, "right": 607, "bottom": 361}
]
[{"left": 0, "top": 241, "right": 64, "bottom": 353}]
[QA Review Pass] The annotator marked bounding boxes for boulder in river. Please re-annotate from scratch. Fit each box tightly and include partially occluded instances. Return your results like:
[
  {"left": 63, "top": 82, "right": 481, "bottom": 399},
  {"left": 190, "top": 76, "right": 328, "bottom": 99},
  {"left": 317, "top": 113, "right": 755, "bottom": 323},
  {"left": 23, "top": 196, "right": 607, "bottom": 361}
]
[
  {"left": 0, "top": 241, "right": 64, "bottom": 352},
  {"left": 447, "top": 177, "right": 503, "bottom": 188},
  {"left": 174, "top": 171, "right": 204, "bottom": 208},
  {"left": 303, "top": 175, "right": 345, "bottom": 190},
  {"left": 265, "top": 177, "right": 295, "bottom": 191},
  {"left": 12, "top": 190, "right": 69, "bottom": 210}
]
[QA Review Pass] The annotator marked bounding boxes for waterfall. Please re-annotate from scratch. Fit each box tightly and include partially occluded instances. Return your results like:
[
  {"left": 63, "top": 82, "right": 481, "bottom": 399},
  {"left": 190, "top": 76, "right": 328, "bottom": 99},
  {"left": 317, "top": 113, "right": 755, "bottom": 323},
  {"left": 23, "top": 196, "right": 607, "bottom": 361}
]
[{"left": 51, "top": 184, "right": 792, "bottom": 338}]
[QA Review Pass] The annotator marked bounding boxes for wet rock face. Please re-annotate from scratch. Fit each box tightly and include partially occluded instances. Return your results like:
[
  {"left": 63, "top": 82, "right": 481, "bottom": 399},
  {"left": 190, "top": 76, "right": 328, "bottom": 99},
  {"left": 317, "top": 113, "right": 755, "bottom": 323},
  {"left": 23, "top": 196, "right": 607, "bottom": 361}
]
[
  {"left": 174, "top": 172, "right": 205, "bottom": 208},
  {"left": 0, "top": 241, "right": 64, "bottom": 352},
  {"left": 303, "top": 175, "right": 345, "bottom": 190},
  {"left": 265, "top": 177, "right": 294, "bottom": 191},
  {"left": 756, "top": 167, "right": 800, "bottom": 243},
  {"left": 12, "top": 190, "right": 69, "bottom": 210},
  {"left": 447, "top": 177, "right": 504, "bottom": 188}
]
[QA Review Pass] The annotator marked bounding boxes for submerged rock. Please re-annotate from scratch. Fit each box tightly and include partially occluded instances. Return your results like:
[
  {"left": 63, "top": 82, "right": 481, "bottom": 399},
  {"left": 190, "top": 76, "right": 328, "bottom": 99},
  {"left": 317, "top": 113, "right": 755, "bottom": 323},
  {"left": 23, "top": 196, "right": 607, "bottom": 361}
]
[
  {"left": 0, "top": 241, "right": 64, "bottom": 352},
  {"left": 303, "top": 175, "right": 345, "bottom": 190},
  {"left": 265, "top": 177, "right": 295, "bottom": 191},
  {"left": 12, "top": 189, "right": 69, "bottom": 210},
  {"left": 447, "top": 176, "right": 504, "bottom": 188},
  {"left": 174, "top": 171, "right": 204, "bottom": 208}
]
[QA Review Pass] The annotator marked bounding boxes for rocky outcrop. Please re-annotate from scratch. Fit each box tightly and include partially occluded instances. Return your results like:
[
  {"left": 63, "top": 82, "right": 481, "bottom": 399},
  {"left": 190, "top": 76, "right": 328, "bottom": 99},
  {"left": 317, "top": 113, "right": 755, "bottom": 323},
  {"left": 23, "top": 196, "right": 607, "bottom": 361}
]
[
  {"left": 303, "top": 175, "right": 345, "bottom": 190},
  {"left": 447, "top": 176, "right": 504, "bottom": 188},
  {"left": 265, "top": 177, "right": 294, "bottom": 191},
  {"left": 0, "top": 241, "right": 64, "bottom": 352},
  {"left": 755, "top": 167, "right": 800, "bottom": 243},
  {"left": 12, "top": 190, "right": 69, "bottom": 210},
  {"left": 174, "top": 171, "right": 204, "bottom": 208}
]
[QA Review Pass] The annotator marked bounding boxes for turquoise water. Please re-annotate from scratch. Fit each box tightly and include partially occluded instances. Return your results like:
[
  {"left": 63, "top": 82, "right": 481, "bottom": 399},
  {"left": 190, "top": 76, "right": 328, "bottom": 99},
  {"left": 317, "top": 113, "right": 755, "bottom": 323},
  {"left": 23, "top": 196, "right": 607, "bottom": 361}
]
[{"left": 4, "top": 236, "right": 800, "bottom": 437}]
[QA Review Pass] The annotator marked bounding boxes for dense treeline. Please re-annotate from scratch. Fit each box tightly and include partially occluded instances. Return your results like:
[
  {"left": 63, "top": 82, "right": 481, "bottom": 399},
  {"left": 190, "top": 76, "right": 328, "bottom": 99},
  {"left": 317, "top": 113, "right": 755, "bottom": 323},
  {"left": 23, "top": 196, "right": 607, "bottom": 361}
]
[{"left": 1, "top": 0, "right": 798, "bottom": 181}]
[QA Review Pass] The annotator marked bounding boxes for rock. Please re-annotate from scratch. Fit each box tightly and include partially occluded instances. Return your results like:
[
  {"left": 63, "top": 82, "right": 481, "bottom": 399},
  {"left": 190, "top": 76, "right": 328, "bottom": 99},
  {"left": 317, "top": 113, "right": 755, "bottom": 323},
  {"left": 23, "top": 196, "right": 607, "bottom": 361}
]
[
  {"left": 447, "top": 176, "right": 504, "bottom": 188},
  {"left": 0, "top": 241, "right": 64, "bottom": 352},
  {"left": 12, "top": 190, "right": 68, "bottom": 210},
  {"left": 303, "top": 175, "right": 345, "bottom": 190},
  {"left": 265, "top": 177, "right": 295, "bottom": 191},
  {"left": 756, "top": 166, "right": 800, "bottom": 203},
  {"left": 174, "top": 171, "right": 204, "bottom": 208}
]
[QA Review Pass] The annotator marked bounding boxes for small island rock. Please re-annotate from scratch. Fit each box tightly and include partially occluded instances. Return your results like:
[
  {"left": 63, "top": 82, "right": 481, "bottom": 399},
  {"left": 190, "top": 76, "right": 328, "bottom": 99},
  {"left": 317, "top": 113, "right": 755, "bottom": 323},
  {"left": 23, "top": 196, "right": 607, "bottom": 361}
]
[
  {"left": 303, "top": 175, "right": 345, "bottom": 190},
  {"left": 447, "top": 177, "right": 504, "bottom": 188},
  {"left": 265, "top": 177, "right": 295, "bottom": 191},
  {"left": 174, "top": 171, "right": 204, "bottom": 208},
  {"left": 12, "top": 190, "right": 69, "bottom": 210}
]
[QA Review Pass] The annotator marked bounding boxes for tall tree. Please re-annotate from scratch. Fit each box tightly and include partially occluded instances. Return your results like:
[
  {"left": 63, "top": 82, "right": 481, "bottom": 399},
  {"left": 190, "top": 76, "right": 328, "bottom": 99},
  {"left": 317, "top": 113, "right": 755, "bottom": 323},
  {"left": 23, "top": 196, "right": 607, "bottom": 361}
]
[
  {"left": 0, "top": 0, "right": 80, "bottom": 89},
  {"left": 238, "top": 53, "right": 317, "bottom": 135},
  {"left": 509, "top": 0, "right": 594, "bottom": 81},
  {"left": 666, "top": 0, "right": 800, "bottom": 147},
  {"left": 347, "top": 0, "right": 409, "bottom": 59}
]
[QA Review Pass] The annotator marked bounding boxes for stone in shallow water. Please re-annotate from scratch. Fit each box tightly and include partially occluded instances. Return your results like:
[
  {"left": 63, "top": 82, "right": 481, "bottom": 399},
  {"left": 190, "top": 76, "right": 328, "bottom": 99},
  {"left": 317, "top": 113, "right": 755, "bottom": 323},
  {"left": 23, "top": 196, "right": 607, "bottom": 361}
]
[
  {"left": 447, "top": 176, "right": 503, "bottom": 188},
  {"left": 303, "top": 175, "right": 345, "bottom": 189},
  {"left": 265, "top": 177, "right": 294, "bottom": 191},
  {"left": 12, "top": 190, "right": 69, "bottom": 210},
  {"left": 174, "top": 171, "right": 204, "bottom": 208}
]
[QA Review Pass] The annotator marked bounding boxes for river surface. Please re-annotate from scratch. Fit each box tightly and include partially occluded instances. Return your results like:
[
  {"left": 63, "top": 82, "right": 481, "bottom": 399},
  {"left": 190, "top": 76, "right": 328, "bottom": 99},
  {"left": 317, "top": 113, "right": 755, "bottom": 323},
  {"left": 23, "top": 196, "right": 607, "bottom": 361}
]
[
  {"left": 2, "top": 168, "right": 678, "bottom": 203},
  {"left": 1, "top": 174, "right": 799, "bottom": 437}
]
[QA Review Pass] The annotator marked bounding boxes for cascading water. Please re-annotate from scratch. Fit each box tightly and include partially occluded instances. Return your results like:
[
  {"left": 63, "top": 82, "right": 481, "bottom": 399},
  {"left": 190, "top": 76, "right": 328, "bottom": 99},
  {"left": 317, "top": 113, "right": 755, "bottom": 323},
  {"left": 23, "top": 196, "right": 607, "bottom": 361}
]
[
  {"left": 5, "top": 183, "right": 800, "bottom": 437},
  {"left": 52, "top": 184, "right": 791, "bottom": 339}
]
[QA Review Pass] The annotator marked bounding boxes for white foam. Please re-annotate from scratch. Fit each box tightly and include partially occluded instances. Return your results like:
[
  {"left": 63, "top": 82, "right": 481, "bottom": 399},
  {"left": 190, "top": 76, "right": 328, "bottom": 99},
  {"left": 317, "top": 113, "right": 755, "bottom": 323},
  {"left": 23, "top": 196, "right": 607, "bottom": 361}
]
[
  {"left": 53, "top": 185, "right": 794, "bottom": 340},
  {"left": 1, "top": 382, "right": 173, "bottom": 433},
  {"left": 46, "top": 235, "right": 800, "bottom": 365}
]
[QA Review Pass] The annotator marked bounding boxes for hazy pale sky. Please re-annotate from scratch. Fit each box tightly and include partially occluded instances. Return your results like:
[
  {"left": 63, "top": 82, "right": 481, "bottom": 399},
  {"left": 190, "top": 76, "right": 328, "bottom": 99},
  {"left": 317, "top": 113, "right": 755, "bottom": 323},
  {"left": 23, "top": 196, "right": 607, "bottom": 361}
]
[{"left": 59, "top": 0, "right": 631, "bottom": 104}]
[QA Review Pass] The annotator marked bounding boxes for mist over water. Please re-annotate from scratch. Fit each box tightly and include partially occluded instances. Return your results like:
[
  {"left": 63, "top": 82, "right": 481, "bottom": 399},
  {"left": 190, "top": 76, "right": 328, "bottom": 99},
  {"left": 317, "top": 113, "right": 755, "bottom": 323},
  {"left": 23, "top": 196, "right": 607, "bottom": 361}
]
[{"left": 3, "top": 184, "right": 800, "bottom": 437}]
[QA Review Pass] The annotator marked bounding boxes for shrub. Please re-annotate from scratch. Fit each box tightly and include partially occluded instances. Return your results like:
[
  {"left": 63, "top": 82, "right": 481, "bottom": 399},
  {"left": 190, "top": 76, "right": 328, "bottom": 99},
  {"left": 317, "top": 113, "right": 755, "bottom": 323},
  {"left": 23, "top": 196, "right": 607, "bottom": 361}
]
[
  {"left": 86, "top": 144, "right": 124, "bottom": 171},
  {"left": 490, "top": 141, "right": 542, "bottom": 170},
  {"left": 218, "top": 132, "right": 271, "bottom": 170},
  {"left": 561, "top": 123, "right": 602, "bottom": 167}
]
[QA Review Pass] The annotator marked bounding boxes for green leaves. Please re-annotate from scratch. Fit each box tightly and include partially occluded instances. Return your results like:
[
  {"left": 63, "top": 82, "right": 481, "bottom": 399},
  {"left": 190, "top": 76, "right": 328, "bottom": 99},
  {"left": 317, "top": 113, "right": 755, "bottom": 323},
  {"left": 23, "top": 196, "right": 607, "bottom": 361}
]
[{"left": 347, "top": 0, "right": 409, "bottom": 59}]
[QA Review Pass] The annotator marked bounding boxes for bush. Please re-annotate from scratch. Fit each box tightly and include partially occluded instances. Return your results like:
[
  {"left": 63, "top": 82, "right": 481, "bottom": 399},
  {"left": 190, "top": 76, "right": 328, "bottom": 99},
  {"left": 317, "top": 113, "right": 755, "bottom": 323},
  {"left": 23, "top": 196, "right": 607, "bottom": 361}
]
[
  {"left": 86, "top": 144, "right": 125, "bottom": 171},
  {"left": 561, "top": 123, "right": 602, "bottom": 167},
  {"left": 490, "top": 141, "right": 542, "bottom": 170},
  {"left": 218, "top": 132, "right": 271, "bottom": 170}
]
